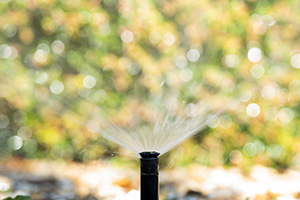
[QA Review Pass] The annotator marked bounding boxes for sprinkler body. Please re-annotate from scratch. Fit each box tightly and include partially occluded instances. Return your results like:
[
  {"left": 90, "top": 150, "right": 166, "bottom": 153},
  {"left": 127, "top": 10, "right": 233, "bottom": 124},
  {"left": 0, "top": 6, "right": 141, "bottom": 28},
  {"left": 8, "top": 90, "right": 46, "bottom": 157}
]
[{"left": 140, "top": 151, "right": 160, "bottom": 200}]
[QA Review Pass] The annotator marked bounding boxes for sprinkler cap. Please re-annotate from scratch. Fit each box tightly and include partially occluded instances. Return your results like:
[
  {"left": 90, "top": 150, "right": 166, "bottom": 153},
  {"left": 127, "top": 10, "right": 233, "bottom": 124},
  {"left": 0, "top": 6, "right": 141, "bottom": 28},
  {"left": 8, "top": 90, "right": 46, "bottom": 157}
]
[{"left": 140, "top": 151, "right": 160, "bottom": 158}]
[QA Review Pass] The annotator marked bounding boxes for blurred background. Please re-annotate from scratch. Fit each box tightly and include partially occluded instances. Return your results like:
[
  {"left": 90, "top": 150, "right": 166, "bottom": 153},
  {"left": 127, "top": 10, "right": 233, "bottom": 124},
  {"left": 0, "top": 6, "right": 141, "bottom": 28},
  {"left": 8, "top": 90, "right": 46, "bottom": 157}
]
[{"left": 1, "top": 0, "right": 300, "bottom": 199}]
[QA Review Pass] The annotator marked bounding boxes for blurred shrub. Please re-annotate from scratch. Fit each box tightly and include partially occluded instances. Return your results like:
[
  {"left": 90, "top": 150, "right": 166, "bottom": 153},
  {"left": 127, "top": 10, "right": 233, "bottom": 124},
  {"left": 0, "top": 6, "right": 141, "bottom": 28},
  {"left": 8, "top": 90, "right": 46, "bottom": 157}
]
[{"left": 0, "top": 0, "right": 300, "bottom": 169}]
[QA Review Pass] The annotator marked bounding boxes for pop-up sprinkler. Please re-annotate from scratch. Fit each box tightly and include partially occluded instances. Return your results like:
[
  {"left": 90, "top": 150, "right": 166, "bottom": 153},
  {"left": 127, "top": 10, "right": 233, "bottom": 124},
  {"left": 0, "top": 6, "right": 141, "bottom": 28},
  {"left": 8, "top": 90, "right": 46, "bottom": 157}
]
[
  {"left": 140, "top": 151, "right": 160, "bottom": 200},
  {"left": 99, "top": 101, "right": 215, "bottom": 199}
]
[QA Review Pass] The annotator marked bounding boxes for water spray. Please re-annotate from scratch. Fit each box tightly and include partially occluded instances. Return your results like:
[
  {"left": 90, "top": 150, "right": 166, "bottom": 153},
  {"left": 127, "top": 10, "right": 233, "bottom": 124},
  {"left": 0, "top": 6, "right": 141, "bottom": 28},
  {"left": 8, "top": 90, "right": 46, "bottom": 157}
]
[
  {"left": 140, "top": 151, "right": 160, "bottom": 200},
  {"left": 98, "top": 100, "right": 221, "bottom": 199}
]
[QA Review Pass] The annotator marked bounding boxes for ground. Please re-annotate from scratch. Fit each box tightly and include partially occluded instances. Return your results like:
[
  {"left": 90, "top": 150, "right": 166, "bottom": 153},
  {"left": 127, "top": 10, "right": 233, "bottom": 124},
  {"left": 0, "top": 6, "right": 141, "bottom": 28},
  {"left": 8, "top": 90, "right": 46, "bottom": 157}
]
[{"left": 0, "top": 158, "right": 300, "bottom": 200}]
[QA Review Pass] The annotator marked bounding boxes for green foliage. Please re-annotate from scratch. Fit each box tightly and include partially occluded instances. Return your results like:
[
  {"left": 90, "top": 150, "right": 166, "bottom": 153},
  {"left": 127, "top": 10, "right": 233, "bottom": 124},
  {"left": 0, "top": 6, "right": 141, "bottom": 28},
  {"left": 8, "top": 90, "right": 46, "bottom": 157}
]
[
  {"left": 4, "top": 195, "right": 31, "bottom": 200},
  {"left": 0, "top": 0, "right": 300, "bottom": 169}
]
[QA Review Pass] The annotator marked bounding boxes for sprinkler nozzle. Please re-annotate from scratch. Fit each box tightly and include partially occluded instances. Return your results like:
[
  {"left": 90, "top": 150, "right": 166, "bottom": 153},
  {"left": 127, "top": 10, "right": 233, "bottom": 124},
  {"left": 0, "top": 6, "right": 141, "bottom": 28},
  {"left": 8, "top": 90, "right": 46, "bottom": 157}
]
[
  {"left": 140, "top": 151, "right": 160, "bottom": 159},
  {"left": 139, "top": 151, "right": 160, "bottom": 200}
]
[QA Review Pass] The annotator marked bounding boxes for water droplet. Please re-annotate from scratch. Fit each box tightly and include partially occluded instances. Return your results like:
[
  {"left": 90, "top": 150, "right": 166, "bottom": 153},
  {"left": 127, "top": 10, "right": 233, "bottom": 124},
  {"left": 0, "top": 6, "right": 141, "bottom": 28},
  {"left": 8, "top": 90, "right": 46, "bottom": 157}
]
[{"left": 159, "top": 80, "right": 165, "bottom": 87}]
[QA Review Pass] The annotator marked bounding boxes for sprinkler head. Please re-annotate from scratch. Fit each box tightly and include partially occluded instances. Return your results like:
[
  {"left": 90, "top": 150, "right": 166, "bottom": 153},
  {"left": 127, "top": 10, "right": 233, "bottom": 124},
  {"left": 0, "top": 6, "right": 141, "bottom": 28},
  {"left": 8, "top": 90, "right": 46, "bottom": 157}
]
[
  {"left": 139, "top": 151, "right": 160, "bottom": 200},
  {"left": 140, "top": 151, "right": 160, "bottom": 158}
]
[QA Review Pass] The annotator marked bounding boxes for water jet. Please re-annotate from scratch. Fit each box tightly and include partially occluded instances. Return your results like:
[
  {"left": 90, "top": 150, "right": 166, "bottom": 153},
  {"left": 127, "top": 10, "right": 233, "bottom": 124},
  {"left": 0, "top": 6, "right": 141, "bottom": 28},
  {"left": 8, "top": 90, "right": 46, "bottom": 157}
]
[{"left": 99, "top": 100, "right": 219, "bottom": 199}]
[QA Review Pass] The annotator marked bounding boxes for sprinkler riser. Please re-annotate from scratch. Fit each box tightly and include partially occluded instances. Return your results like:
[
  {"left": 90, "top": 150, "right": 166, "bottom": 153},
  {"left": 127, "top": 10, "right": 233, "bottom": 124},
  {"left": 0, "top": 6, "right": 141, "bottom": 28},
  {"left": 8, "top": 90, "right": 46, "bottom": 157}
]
[{"left": 140, "top": 152, "right": 160, "bottom": 200}]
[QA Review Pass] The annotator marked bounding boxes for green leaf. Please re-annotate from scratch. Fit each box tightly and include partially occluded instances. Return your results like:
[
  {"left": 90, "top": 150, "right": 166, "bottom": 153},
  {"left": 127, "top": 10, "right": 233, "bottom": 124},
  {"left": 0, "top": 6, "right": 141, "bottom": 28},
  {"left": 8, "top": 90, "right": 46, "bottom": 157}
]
[{"left": 4, "top": 195, "right": 31, "bottom": 200}]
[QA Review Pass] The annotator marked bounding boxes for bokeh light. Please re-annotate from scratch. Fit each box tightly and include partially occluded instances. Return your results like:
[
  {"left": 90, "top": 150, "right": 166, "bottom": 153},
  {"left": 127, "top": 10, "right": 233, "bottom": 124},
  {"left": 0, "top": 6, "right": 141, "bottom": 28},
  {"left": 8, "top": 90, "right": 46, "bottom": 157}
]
[
  {"left": 0, "top": 1, "right": 300, "bottom": 194},
  {"left": 246, "top": 103, "right": 260, "bottom": 118}
]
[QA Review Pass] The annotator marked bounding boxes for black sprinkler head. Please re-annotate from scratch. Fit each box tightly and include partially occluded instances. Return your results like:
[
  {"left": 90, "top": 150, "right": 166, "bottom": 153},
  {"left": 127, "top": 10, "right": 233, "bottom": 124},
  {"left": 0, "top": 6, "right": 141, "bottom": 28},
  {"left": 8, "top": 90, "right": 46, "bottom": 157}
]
[
  {"left": 140, "top": 151, "right": 160, "bottom": 158},
  {"left": 139, "top": 151, "right": 160, "bottom": 200}
]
